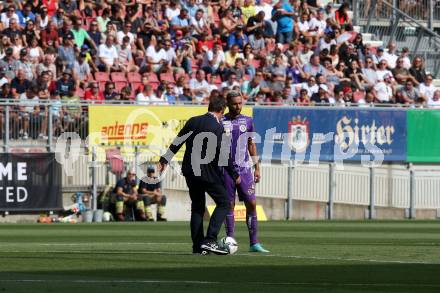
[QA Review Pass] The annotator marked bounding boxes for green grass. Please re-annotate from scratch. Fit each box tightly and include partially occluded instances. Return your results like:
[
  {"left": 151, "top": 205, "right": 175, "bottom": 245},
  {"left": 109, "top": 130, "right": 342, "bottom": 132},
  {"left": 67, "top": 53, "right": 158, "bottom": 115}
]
[{"left": 0, "top": 221, "right": 439, "bottom": 292}]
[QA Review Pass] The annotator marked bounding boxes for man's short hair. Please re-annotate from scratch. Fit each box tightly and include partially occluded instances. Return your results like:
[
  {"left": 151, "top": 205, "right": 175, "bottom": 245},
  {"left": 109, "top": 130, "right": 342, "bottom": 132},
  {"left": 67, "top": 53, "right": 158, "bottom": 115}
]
[
  {"left": 226, "top": 91, "right": 240, "bottom": 101},
  {"left": 208, "top": 95, "right": 227, "bottom": 112}
]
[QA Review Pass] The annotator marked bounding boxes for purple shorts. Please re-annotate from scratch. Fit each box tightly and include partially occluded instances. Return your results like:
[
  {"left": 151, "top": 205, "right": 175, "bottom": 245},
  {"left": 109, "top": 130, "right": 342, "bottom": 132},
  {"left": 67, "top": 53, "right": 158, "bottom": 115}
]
[{"left": 224, "top": 168, "right": 256, "bottom": 203}]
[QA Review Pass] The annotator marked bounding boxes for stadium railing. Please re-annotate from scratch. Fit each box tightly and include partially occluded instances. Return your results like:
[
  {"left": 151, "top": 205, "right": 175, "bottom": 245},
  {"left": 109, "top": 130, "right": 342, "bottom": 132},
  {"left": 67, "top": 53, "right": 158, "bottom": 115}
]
[
  {"left": 0, "top": 99, "right": 432, "bottom": 152},
  {"left": 354, "top": 0, "right": 440, "bottom": 77}
]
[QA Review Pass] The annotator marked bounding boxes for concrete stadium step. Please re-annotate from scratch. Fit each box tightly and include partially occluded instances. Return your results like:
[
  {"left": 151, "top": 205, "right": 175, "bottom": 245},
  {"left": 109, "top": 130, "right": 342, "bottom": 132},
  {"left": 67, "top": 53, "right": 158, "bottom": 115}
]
[
  {"left": 361, "top": 33, "right": 373, "bottom": 41},
  {"left": 363, "top": 40, "right": 384, "bottom": 48},
  {"left": 321, "top": 0, "right": 333, "bottom": 6},
  {"left": 433, "top": 79, "right": 440, "bottom": 87},
  {"left": 353, "top": 25, "right": 361, "bottom": 33}
]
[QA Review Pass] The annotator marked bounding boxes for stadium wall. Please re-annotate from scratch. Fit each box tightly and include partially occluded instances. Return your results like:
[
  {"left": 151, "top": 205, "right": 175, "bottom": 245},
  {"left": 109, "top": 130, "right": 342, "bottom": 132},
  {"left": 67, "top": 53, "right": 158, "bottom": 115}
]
[{"left": 55, "top": 161, "right": 440, "bottom": 222}]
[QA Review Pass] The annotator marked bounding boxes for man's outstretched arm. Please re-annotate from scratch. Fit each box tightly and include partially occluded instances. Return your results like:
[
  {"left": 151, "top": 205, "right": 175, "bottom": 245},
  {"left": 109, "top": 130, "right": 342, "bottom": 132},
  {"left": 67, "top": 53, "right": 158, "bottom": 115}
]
[{"left": 159, "top": 118, "right": 193, "bottom": 170}]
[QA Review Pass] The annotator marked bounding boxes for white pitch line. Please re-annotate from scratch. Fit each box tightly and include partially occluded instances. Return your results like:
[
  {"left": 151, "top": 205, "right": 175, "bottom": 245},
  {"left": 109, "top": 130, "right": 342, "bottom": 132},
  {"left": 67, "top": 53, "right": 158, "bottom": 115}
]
[
  {"left": 0, "top": 249, "right": 438, "bottom": 265},
  {"left": 0, "top": 242, "right": 190, "bottom": 246},
  {"left": 0, "top": 279, "right": 439, "bottom": 288},
  {"left": 0, "top": 250, "right": 190, "bottom": 256},
  {"left": 237, "top": 253, "right": 439, "bottom": 265}
]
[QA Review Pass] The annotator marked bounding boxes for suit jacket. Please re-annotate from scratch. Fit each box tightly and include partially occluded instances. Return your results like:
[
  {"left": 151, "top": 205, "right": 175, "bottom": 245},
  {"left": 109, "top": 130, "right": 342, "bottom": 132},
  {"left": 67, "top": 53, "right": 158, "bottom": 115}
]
[{"left": 160, "top": 113, "right": 238, "bottom": 183}]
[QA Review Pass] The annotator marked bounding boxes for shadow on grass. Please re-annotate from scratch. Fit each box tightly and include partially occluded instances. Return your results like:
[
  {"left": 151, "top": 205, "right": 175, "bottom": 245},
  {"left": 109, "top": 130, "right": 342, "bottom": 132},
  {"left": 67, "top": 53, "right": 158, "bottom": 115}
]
[{"left": 0, "top": 262, "right": 440, "bottom": 293}]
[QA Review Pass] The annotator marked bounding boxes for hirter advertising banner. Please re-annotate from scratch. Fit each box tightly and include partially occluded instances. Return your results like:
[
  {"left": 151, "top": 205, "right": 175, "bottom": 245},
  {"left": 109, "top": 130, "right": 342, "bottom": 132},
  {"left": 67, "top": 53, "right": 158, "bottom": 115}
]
[{"left": 253, "top": 107, "right": 407, "bottom": 162}]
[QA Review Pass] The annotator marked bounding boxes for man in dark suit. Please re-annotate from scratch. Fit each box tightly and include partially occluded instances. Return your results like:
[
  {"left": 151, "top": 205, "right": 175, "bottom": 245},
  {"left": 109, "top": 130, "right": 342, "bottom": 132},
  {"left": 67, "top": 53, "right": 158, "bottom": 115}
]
[{"left": 158, "top": 96, "right": 240, "bottom": 255}]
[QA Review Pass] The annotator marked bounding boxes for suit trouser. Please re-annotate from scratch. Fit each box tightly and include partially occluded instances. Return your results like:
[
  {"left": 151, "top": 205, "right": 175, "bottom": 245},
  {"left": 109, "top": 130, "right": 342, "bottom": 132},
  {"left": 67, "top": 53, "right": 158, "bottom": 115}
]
[{"left": 185, "top": 176, "right": 230, "bottom": 253}]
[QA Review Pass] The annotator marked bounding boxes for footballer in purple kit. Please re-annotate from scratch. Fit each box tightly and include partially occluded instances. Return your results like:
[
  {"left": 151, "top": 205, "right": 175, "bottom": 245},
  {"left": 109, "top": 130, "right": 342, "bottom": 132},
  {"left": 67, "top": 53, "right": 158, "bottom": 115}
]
[{"left": 222, "top": 91, "right": 269, "bottom": 253}]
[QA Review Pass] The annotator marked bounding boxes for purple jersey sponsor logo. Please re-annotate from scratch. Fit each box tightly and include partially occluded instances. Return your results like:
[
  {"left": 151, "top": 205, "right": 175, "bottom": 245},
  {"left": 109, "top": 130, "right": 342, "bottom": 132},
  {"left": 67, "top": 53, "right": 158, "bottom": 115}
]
[{"left": 222, "top": 114, "right": 254, "bottom": 170}]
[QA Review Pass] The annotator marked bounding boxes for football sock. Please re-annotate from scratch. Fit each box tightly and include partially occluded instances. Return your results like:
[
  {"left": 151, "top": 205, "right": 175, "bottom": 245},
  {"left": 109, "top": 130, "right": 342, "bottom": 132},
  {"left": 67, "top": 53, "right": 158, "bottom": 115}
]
[
  {"left": 136, "top": 200, "right": 144, "bottom": 210},
  {"left": 144, "top": 206, "right": 153, "bottom": 219},
  {"left": 246, "top": 211, "right": 258, "bottom": 246},
  {"left": 225, "top": 211, "right": 235, "bottom": 237},
  {"left": 158, "top": 205, "right": 165, "bottom": 216},
  {"left": 115, "top": 201, "right": 123, "bottom": 214}
]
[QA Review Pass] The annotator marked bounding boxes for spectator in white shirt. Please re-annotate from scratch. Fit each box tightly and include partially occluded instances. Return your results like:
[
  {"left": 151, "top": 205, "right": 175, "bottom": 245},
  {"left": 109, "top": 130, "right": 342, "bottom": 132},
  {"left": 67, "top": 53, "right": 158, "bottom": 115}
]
[
  {"left": 116, "top": 21, "right": 136, "bottom": 50},
  {"left": 298, "top": 43, "right": 314, "bottom": 67},
  {"left": 361, "top": 57, "right": 379, "bottom": 88},
  {"left": 144, "top": 39, "right": 168, "bottom": 73},
  {"left": 296, "top": 12, "right": 316, "bottom": 44},
  {"left": 201, "top": 43, "right": 225, "bottom": 74},
  {"left": 300, "top": 76, "right": 319, "bottom": 97},
  {"left": 221, "top": 72, "right": 240, "bottom": 91},
  {"left": 399, "top": 47, "right": 411, "bottom": 69},
  {"left": 317, "top": 33, "right": 336, "bottom": 54},
  {"left": 189, "top": 69, "right": 210, "bottom": 103},
  {"left": 419, "top": 74, "right": 436, "bottom": 102},
  {"left": 428, "top": 90, "right": 440, "bottom": 108},
  {"left": 116, "top": 36, "right": 138, "bottom": 73},
  {"left": 0, "top": 68, "right": 8, "bottom": 87},
  {"left": 98, "top": 35, "right": 119, "bottom": 73},
  {"left": 381, "top": 42, "right": 399, "bottom": 69},
  {"left": 191, "top": 9, "right": 208, "bottom": 38},
  {"left": 0, "top": 5, "right": 19, "bottom": 29},
  {"left": 165, "top": 0, "right": 181, "bottom": 22},
  {"left": 373, "top": 73, "right": 394, "bottom": 103},
  {"left": 376, "top": 60, "right": 394, "bottom": 82},
  {"left": 309, "top": 9, "right": 327, "bottom": 39},
  {"left": 136, "top": 84, "right": 164, "bottom": 105}
]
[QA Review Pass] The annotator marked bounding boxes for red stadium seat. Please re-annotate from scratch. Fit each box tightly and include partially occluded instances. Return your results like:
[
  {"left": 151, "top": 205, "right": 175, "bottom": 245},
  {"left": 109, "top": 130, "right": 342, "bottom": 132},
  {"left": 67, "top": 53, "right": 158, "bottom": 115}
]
[
  {"left": 191, "top": 59, "right": 200, "bottom": 71},
  {"left": 95, "top": 72, "right": 110, "bottom": 82},
  {"left": 10, "top": 148, "right": 26, "bottom": 153},
  {"left": 159, "top": 73, "right": 175, "bottom": 84},
  {"left": 98, "top": 81, "right": 106, "bottom": 92},
  {"left": 132, "top": 82, "right": 143, "bottom": 93},
  {"left": 115, "top": 81, "right": 128, "bottom": 92},
  {"left": 84, "top": 17, "right": 95, "bottom": 28},
  {"left": 151, "top": 82, "right": 159, "bottom": 90},
  {"left": 106, "top": 149, "right": 124, "bottom": 175},
  {"left": 75, "top": 88, "right": 85, "bottom": 98},
  {"left": 145, "top": 72, "right": 159, "bottom": 83},
  {"left": 127, "top": 72, "right": 141, "bottom": 83},
  {"left": 29, "top": 148, "right": 46, "bottom": 153},
  {"left": 111, "top": 72, "right": 127, "bottom": 82}
]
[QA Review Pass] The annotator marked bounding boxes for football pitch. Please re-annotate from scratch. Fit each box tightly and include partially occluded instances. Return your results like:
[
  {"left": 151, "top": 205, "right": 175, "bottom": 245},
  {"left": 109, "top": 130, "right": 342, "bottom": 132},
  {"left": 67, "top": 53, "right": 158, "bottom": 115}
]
[{"left": 0, "top": 221, "right": 439, "bottom": 293}]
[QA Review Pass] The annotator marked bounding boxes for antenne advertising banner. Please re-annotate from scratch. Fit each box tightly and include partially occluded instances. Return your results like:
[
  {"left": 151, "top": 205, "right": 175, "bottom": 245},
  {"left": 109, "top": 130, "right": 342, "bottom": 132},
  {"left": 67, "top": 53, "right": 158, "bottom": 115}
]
[
  {"left": 88, "top": 105, "right": 253, "bottom": 161},
  {"left": 254, "top": 107, "right": 407, "bottom": 162}
]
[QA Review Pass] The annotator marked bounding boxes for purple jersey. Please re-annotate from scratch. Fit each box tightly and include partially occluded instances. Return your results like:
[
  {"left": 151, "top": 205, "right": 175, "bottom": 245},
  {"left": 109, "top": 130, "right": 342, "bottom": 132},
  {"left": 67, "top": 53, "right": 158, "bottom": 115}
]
[
  {"left": 222, "top": 113, "right": 256, "bottom": 202},
  {"left": 222, "top": 113, "right": 255, "bottom": 172}
]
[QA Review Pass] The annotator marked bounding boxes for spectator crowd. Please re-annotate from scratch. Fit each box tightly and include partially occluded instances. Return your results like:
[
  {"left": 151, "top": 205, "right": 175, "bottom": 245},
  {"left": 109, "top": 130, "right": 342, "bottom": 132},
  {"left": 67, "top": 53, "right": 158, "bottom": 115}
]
[{"left": 0, "top": 0, "right": 439, "bottom": 130}]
